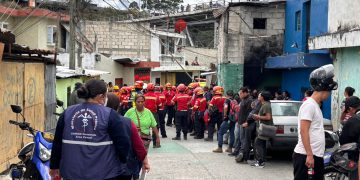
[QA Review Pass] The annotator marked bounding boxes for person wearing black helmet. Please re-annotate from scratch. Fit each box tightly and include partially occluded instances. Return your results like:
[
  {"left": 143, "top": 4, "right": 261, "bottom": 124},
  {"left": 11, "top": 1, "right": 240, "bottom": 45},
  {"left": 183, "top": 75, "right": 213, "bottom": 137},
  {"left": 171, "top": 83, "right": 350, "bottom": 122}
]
[
  {"left": 293, "top": 64, "right": 338, "bottom": 180},
  {"left": 339, "top": 96, "right": 360, "bottom": 180}
]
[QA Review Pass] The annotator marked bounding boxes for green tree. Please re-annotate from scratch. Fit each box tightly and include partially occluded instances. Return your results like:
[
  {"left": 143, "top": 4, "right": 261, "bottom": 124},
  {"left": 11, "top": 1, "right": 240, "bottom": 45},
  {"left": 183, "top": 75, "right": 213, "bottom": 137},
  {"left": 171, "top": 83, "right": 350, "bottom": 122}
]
[
  {"left": 141, "top": 0, "right": 183, "bottom": 14},
  {"left": 129, "top": 1, "right": 140, "bottom": 9}
]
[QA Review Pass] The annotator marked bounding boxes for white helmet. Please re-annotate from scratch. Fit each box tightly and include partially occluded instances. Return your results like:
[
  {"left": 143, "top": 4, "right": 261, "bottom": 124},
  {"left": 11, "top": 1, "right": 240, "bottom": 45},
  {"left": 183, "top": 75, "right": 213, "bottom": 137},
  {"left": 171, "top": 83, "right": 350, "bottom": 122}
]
[{"left": 309, "top": 64, "right": 338, "bottom": 91}]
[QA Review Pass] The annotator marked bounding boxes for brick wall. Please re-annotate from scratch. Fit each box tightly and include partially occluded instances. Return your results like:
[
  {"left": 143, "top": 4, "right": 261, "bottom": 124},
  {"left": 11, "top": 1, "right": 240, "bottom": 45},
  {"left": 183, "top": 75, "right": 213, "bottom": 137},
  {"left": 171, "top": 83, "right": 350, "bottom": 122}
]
[{"left": 84, "top": 21, "right": 151, "bottom": 60}]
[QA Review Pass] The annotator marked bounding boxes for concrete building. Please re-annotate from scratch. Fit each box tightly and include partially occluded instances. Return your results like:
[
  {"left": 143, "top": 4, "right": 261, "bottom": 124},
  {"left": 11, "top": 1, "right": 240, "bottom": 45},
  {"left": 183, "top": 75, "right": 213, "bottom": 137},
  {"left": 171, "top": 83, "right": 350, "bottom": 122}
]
[
  {"left": 143, "top": 9, "right": 217, "bottom": 86},
  {"left": 0, "top": 5, "right": 69, "bottom": 51},
  {"left": 82, "top": 20, "right": 160, "bottom": 86},
  {"left": 265, "top": 0, "right": 332, "bottom": 119},
  {"left": 309, "top": 0, "right": 360, "bottom": 127},
  {"left": 217, "top": 1, "right": 285, "bottom": 92}
]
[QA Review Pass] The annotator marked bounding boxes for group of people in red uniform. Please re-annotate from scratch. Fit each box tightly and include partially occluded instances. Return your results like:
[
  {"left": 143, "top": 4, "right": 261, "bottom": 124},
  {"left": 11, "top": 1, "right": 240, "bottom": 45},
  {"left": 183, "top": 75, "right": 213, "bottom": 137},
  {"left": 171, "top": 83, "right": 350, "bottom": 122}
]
[{"left": 112, "top": 80, "right": 226, "bottom": 142}]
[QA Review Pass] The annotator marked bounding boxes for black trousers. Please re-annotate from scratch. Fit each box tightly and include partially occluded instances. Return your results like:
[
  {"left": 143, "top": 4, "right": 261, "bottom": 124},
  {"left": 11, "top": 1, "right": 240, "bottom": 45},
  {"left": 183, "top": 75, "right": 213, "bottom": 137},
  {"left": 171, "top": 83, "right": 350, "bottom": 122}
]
[
  {"left": 207, "top": 112, "right": 222, "bottom": 139},
  {"left": 188, "top": 109, "right": 194, "bottom": 133},
  {"left": 175, "top": 111, "right": 188, "bottom": 137},
  {"left": 241, "top": 122, "right": 256, "bottom": 160},
  {"left": 152, "top": 112, "right": 159, "bottom": 146},
  {"left": 166, "top": 105, "right": 175, "bottom": 125},
  {"left": 194, "top": 111, "right": 205, "bottom": 138},
  {"left": 254, "top": 137, "right": 267, "bottom": 163},
  {"left": 293, "top": 153, "right": 324, "bottom": 180},
  {"left": 158, "top": 109, "right": 167, "bottom": 136}
]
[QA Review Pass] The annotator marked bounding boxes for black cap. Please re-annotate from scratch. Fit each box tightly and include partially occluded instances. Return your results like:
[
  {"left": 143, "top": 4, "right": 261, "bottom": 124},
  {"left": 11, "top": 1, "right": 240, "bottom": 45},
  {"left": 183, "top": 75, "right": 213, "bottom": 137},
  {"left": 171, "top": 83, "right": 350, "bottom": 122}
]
[{"left": 345, "top": 96, "right": 360, "bottom": 111}]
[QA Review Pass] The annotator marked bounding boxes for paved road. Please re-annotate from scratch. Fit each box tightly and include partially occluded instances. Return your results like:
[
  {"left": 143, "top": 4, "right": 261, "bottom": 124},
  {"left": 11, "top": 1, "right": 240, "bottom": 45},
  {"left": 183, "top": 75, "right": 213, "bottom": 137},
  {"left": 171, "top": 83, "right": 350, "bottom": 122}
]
[{"left": 147, "top": 126, "right": 294, "bottom": 180}]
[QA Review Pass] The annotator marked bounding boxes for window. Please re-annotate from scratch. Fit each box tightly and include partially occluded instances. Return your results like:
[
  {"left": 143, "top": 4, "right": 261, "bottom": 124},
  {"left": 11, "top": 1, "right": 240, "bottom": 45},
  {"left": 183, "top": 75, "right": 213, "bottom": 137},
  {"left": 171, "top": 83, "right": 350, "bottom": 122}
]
[
  {"left": 271, "top": 102, "right": 302, "bottom": 116},
  {"left": 253, "top": 18, "right": 267, "bottom": 29},
  {"left": 47, "top": 25, "right": 57, "bottom": 45},
  {"left": 295, "top": 11, "right": 301, "bottom": 31},
  {"left": 0, "top": 22, "right": 8, "bottom": 29}
]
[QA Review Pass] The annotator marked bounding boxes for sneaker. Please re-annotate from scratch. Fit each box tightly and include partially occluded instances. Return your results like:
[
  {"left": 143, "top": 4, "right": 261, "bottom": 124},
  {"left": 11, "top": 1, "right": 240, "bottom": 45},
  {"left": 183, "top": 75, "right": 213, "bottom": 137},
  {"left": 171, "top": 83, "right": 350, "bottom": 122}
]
[
  {"left": 250, "top": 161, "right": 265, "bottom": 168},
  {"left": 204, "top": 138, "right": 213, "bottom": 142},
  {"left": 172, "top": 137, "right": 181, "bottom": 140},
  {"left": 190, "top": 133, "right": 196, "bottom": 136},
  {"left": 212, "top": 147, "right": 223, "bottom": 153},
  {"left": 194, "top": 136, "right": 204, "bottom": 139},
  {"left": 162, "top": 135, "right": 168, "bottom": 138},
  {"left": 153, "top": 145, "right": 161, "bottom": 148},
  {"left": 166, "top": 124, "right": 172, "bottom": 127},
  {"left": 184, "top": 136, "right": 187, "bottom": 140}
]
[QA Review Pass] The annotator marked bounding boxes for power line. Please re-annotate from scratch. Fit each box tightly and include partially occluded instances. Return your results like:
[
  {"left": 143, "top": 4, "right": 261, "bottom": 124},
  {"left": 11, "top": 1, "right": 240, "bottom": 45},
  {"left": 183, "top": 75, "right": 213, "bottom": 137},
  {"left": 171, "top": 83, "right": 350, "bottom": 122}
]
[
  {"left": 107, "top": 0, "right": 196, "bottom": 80},
  {"left": 107, "top": 0, "right": 218, "bottom": 62},
  {"left": 12, "top": 0, "right": 47, "bottom": 33},
  {"left": 0, "top": 0, "right": 15, "bottom": 21},
  {"left": 3, "top": 0, "right": 20, "bottom": 23},
  {"left": 14, "top": 11, "right": 53, "bottom": 37}
]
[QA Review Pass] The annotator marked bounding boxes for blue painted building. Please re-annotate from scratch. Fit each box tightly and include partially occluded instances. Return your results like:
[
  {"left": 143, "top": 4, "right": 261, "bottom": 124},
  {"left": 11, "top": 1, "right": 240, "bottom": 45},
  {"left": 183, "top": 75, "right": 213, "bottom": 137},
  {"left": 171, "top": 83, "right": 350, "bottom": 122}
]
[{"left": 265, "top": 0, "right": 332, "bottom": 118}]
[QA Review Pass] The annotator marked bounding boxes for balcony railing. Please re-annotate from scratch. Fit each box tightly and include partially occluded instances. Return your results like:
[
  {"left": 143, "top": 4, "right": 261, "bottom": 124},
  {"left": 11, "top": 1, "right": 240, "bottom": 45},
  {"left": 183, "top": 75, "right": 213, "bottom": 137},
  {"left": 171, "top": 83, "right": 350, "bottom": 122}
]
[{"left": 159, "top": 54, "right": 185, "bottom": 67}]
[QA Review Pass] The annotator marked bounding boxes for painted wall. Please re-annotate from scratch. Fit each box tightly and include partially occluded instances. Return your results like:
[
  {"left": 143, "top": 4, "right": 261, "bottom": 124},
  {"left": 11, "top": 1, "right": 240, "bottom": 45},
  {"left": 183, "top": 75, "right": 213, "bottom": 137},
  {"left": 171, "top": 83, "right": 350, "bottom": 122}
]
[
  {"left": 328, "top": 0, "right": 360, "bottom": 33},
  {"left": 284, "top": 0, "right": 329, "bottom": 54},
  {"left": 332, "top": 47, "right": 360, "bottom": 128},
  {"left": 282, "top": 68, "right": 331, "bottom": 119},
  {"left": 10, "top": 16, "right": 59, "bottom": 51},
  {"left": 56, "top": 77, "right": 88, "bottom": 113}
]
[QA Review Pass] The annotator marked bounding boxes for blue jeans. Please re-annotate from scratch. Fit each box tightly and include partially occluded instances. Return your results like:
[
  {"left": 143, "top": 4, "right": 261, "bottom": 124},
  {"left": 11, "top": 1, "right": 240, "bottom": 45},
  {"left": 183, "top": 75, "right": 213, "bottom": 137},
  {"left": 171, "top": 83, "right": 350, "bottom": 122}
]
[{"left": 217, "top": 121, "right": 235, "bottom": 148}]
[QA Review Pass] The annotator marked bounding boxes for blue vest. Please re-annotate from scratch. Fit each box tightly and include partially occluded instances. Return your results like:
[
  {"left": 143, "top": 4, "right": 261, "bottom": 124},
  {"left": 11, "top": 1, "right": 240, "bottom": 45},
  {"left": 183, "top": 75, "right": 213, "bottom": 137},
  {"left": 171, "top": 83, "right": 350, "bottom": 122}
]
[{"left": 60, "top": 103, "right": 130, "bottom": 180}]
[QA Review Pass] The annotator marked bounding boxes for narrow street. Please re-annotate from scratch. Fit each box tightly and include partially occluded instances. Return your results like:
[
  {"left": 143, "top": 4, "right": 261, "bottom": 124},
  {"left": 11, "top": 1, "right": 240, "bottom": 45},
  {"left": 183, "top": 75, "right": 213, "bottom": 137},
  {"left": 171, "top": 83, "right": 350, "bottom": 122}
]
[{"left": 147, "top": 126, "right": 293, "bottom": 180}]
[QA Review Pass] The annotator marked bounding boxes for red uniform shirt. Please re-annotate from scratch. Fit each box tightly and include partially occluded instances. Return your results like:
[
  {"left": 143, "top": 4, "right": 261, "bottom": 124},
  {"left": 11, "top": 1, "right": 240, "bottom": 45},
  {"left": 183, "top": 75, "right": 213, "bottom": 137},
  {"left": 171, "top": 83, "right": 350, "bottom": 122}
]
[
  {"left": 172, "top": 93, "right": 191, "bottom": 111},
  {"left": 155, "top": 92, "right": 166, "bottom": 111},
  {"left": 163, "top": 90, "right": 175, "bottom": 106},
  {"left": 193, "top": 97, "right": 207, "bottom": 112},
  {"left": 209, "top": 95, "right": 226, "bottom": 113},
  {"left": 190, "top": 94, "right": 197, "bottom": 107},
  {"left": 114, "top": 91, "right": 121, "bottom": 98},
  {"left": 144, "top": 92, "right": 161, "bottom": 113},
  {"left": 120, "top": 94, "right": 130, "bottom": 107}
]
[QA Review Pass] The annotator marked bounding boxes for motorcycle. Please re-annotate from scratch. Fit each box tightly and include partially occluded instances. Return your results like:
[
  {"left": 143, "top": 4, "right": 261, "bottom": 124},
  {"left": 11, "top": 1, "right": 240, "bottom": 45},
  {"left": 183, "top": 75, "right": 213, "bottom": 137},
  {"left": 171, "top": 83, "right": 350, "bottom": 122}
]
[
  {"left": 8, "top": 105, "right": 54, "bottom": 180},
  {"left": 324, "top": 129, "right": 359, "bottom": 180}
]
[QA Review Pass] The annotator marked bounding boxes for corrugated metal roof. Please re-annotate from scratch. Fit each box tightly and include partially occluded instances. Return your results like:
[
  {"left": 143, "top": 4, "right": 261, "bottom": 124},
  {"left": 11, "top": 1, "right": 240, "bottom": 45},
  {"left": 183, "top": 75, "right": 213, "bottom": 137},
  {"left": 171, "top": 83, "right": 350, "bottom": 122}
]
[{"left": 56, "top": 66, "right": 110, "bottom": 78}]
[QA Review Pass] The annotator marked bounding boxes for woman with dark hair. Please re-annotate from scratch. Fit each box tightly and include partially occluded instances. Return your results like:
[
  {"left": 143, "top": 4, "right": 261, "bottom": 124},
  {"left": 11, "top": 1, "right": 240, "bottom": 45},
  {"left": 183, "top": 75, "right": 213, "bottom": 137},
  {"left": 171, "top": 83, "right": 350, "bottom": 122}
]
[
  {"left": 106, "top": 93, "right": 150, "bottom": 179},
  {"left": 49, "top": 79, "right": 133, "bottom": 180},
  {"left": 341, "top": 86, "right": 356, "bottom": 124},
  {"left": 125, "top": 94, "right": 161, "bottom": 149},
  {"left": 250, "top": 91, "right": 273, "bottom": 168}
]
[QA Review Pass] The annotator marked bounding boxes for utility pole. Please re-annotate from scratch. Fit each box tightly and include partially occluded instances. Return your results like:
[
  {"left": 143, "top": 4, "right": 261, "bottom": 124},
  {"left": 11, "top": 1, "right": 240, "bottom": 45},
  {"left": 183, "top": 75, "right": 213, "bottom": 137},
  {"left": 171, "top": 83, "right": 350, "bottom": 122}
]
[
  {"left": 77, "top": 0, "right": 82, "bottom": 68},
  {"left": 69, "top": 0, "right": 76, "bottom": 70}
]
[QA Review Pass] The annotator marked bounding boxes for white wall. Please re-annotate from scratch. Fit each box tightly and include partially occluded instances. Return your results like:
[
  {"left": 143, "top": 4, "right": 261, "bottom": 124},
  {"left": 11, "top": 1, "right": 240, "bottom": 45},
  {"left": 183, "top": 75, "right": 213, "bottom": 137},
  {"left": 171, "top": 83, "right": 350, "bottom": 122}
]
[
  {"left": 183, "top": 47, "right": 217, "bottom": 66},
  {"left": 94, "top": 55, "right": 124, "bottom": 84},
  {"left": 328, "top": 0, "right": 360, "bottom": 33},
  {"left": 151, "top": 34, "right": 160, "bottom": 61}
]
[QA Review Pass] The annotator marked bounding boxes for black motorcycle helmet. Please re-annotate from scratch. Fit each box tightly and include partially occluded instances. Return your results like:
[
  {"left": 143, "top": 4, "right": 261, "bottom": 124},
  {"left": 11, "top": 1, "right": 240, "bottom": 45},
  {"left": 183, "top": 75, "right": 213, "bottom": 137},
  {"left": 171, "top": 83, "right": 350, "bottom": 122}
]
[{"left": 309, "top": 64, "right": 338, "bottom": 91}]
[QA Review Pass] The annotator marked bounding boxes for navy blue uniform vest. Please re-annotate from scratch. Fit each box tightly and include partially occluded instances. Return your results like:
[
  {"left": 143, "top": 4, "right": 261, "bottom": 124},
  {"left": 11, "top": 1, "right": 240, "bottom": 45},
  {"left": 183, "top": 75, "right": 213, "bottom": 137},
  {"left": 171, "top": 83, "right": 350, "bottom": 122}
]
[{"left": 60, "top": 103, "right": 129, "bottom": 179}]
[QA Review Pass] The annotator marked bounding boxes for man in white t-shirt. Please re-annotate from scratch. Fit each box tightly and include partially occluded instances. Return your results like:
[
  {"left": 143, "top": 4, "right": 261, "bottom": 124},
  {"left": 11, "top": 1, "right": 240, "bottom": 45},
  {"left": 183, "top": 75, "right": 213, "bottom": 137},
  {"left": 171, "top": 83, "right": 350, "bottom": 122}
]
[{"left": 293, "top": 64, "right": 338, "bottom": 180}]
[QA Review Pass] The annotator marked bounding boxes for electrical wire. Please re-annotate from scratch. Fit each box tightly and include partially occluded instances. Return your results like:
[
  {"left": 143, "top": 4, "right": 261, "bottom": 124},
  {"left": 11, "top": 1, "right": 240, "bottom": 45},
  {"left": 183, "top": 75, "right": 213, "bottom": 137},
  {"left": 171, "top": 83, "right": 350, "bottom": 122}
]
[
  {"left": 12, "top": 0, "right": 47, "bottom": 33},
  {"left": 14, "top": 11, "right": 53, "bottom": 37},
  {"left": 0, "top": 0, "right": 15, "bottom": 21},
  {"left": 107, "top": 0, "right": 196, "bottom": 80},
  {"left": 3, "top": 0, "right": 20, "bottom": 23}
]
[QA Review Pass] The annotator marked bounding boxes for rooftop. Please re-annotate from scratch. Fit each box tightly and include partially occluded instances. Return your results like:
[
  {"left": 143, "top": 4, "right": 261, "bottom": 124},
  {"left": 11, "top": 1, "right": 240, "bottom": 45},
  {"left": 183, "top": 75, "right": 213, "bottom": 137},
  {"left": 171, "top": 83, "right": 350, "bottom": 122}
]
[{"left": 0, "top": 5, "right": 70, "bottom": 21}]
